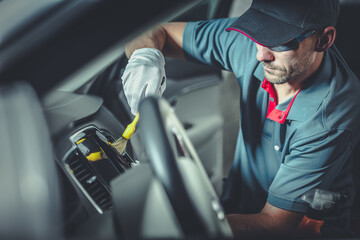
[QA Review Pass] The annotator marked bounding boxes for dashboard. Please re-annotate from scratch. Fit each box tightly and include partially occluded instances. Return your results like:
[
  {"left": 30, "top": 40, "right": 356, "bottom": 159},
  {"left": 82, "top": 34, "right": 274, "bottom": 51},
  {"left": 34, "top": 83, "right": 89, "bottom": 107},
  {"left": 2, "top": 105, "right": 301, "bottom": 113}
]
[{"left": 43, "top": 89, "right": 138, "bottom": 219}]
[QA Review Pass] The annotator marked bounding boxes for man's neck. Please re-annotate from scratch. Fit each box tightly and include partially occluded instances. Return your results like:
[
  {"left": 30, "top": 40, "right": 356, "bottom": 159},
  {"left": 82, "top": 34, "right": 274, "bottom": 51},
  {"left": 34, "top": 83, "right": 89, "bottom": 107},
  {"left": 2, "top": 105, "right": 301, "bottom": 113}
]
[{"left": 273, "top": 83, "right": 300, "bottom": 104}]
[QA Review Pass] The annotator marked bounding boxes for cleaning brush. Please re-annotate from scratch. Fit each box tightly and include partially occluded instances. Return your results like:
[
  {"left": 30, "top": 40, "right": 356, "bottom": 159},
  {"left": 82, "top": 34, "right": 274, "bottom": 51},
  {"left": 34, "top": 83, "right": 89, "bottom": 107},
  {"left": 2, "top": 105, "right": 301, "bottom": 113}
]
[{"left": 112, "top": 112, "right": 140, "bottom": 154}]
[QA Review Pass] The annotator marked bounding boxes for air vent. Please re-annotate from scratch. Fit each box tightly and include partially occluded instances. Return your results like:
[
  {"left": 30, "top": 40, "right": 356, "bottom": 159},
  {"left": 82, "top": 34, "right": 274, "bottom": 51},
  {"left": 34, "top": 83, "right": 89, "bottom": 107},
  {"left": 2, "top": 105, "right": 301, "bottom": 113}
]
[
  {"left": 66, "top": 153, "right": 113, "bottom": 212},
  {"left": 63, "top": 125, "right": 135, "bottom": 214}
]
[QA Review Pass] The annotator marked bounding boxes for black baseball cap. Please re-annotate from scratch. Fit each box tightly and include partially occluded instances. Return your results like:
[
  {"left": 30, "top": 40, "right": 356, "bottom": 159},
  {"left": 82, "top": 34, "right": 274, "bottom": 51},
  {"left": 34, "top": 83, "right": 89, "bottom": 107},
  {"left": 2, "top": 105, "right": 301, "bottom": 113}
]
[{"left": 226, "top": 0, "right": 340, "bottom": 47}]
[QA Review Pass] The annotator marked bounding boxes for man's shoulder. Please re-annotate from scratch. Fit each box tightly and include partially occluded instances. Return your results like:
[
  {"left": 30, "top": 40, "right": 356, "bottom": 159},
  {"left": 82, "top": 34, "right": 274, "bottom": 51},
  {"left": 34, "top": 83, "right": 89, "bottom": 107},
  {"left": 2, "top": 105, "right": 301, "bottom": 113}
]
[
  {"left": 324, "top": 47, "right": 360, "bottom": 123},
  {"left": 310, "top": 47, "right": 360, "bottom": 117},
  {"left": 183, "top": 17, "right": 257, "bottom": 73},
  {"left": 185, "top": 17, "right": 237, "bottom": 34},
  {"left": 288, "top": 49, "right": 360, "bottom": 143},
  {"left": 185, "top": 17, "right": 253, "bottom": 46}
]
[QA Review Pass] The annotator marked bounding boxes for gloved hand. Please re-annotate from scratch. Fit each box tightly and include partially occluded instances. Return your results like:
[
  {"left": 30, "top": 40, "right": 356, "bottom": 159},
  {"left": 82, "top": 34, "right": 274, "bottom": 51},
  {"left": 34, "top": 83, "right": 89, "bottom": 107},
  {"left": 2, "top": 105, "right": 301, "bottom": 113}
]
[{"left": 121, "top": 48, "right": 166, "bottom": 115}]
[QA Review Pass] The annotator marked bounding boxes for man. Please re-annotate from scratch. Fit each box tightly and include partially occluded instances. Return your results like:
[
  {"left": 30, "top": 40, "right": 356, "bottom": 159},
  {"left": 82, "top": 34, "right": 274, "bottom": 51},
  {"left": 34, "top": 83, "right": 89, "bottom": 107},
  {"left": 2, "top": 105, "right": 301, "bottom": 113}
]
[{"left": 122, "top": 0, "right": 360, "bottom": 238}]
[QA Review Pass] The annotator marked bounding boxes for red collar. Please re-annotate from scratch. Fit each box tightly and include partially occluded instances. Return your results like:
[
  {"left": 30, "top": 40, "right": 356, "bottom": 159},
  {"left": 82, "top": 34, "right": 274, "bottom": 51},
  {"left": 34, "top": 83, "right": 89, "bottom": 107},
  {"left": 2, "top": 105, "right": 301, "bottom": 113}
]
[{"left": 261, "top": 79, "right": 300, "bottom": 124}]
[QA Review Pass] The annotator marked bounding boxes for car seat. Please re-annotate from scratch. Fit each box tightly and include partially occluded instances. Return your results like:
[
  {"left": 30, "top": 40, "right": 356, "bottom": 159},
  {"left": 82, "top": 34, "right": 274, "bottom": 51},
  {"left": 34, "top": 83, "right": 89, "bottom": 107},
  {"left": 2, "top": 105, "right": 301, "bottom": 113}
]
[{"left": 0, "top": 82, "right": 62, "bottom": 239}]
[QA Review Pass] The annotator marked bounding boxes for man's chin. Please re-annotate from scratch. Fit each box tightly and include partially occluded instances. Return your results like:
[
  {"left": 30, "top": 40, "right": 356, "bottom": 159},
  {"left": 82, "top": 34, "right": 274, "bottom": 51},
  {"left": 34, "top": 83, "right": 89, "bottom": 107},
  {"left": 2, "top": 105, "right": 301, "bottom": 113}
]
[
  {"left": 264, "top": 72, "right": 277, "bottom": 82},
  {"left": 264, "top": 74, "right": 289, "bottom": 85}
]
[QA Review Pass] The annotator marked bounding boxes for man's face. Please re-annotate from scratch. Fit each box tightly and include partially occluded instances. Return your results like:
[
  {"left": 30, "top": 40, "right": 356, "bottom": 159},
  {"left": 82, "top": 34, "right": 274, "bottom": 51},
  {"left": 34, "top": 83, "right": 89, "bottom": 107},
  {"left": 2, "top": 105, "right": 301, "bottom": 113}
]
[{"left": 256, "top": 36, "right": 318, "bottom": 84}]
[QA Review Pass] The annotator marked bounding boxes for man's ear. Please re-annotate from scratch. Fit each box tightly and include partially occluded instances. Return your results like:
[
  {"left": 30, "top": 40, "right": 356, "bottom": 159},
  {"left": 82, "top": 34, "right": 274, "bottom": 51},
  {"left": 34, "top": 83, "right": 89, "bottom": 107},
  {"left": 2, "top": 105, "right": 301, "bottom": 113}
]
[{"left": 315, "top": 26, "right": 336, "bottom": 52}]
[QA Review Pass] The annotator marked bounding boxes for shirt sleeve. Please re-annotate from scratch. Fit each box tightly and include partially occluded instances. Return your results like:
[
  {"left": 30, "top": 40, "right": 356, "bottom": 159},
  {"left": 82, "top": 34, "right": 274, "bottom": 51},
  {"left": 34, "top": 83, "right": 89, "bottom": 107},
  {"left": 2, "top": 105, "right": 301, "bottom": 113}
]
[
  {"left": 267, "top": 129, "right": 354, "bottom": 212},
  {"left": 182, "top": 18, "right": 257, "bottom": 74}
]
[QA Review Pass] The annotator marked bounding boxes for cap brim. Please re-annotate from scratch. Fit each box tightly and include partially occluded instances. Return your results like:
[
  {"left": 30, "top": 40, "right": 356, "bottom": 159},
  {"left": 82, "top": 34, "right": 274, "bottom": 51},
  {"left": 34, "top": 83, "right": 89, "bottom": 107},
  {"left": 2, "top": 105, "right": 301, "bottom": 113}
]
[{"left": 226, "top": 8, "right": 306, "bottom": 47}]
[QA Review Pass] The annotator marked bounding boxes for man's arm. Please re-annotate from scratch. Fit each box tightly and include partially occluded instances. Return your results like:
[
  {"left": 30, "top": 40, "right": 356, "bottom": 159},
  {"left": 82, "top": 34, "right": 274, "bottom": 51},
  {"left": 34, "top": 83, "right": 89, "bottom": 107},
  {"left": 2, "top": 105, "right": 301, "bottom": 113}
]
[
  {"left": 125, "top": 22, "right": 187, "bottom": 59},
  {"left": 227, "top": 202, "right": 304, "bottom": 238}
]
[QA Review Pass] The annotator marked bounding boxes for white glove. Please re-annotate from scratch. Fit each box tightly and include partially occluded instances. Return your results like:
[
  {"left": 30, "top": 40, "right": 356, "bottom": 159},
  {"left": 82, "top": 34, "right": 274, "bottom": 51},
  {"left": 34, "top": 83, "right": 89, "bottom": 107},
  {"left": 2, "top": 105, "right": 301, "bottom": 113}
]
[{"left": 121, "top": 48, "right": 166, "bottom": 115}]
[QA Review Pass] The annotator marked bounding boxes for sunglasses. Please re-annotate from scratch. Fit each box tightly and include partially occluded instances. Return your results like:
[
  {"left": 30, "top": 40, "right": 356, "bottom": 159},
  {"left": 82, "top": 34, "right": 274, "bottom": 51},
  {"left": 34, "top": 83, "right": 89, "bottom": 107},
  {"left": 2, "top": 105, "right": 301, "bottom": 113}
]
[{"left": 269, "top": 29, "right": 317, "bottom": 52}]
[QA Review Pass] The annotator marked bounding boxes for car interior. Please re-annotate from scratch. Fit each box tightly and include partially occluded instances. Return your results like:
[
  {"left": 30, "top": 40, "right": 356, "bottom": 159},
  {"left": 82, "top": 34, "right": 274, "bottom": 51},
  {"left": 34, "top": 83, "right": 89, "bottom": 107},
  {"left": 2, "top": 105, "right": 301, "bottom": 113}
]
[{"left": 0, "top": 0, "right": 358, "bottom": 239}]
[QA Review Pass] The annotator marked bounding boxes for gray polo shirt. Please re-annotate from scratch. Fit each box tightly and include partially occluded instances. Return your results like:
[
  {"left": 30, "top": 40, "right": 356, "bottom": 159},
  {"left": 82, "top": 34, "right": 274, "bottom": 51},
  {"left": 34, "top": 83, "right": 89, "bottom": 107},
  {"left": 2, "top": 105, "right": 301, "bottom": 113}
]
[{"left": 183, "top": 18, "right": 360, "bottom": 231}]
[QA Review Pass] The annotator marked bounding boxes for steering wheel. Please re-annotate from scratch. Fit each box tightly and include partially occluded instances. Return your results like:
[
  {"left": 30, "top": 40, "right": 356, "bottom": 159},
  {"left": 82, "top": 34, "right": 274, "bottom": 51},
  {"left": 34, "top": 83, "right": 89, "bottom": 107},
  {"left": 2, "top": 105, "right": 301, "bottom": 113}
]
[{"left": 138, "top": 96, "right": 233, "bottom": 239}]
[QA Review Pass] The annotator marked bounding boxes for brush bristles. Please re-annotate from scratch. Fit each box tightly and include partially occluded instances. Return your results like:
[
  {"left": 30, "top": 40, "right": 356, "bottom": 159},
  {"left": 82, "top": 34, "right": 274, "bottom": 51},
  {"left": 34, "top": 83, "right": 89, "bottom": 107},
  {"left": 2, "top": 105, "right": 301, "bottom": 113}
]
[{"left": 112, "top": 137, "right": 128, "bottom": 155}]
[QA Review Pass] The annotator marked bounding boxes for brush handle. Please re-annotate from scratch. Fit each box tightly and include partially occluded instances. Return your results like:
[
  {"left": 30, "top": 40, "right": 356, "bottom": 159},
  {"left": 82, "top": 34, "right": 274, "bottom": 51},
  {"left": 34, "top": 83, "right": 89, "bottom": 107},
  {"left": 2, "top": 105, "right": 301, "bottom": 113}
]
[{"left": 122, "top": 112, "right": 140, "bottom": 139}]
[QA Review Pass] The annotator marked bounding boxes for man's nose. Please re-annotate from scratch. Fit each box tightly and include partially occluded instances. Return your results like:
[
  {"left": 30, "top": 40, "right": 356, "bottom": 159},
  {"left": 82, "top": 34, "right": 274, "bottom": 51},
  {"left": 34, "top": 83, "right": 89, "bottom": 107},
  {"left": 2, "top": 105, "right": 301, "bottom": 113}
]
[{"left": 256, "top": 45, "right": 275, "bottom": 62}]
